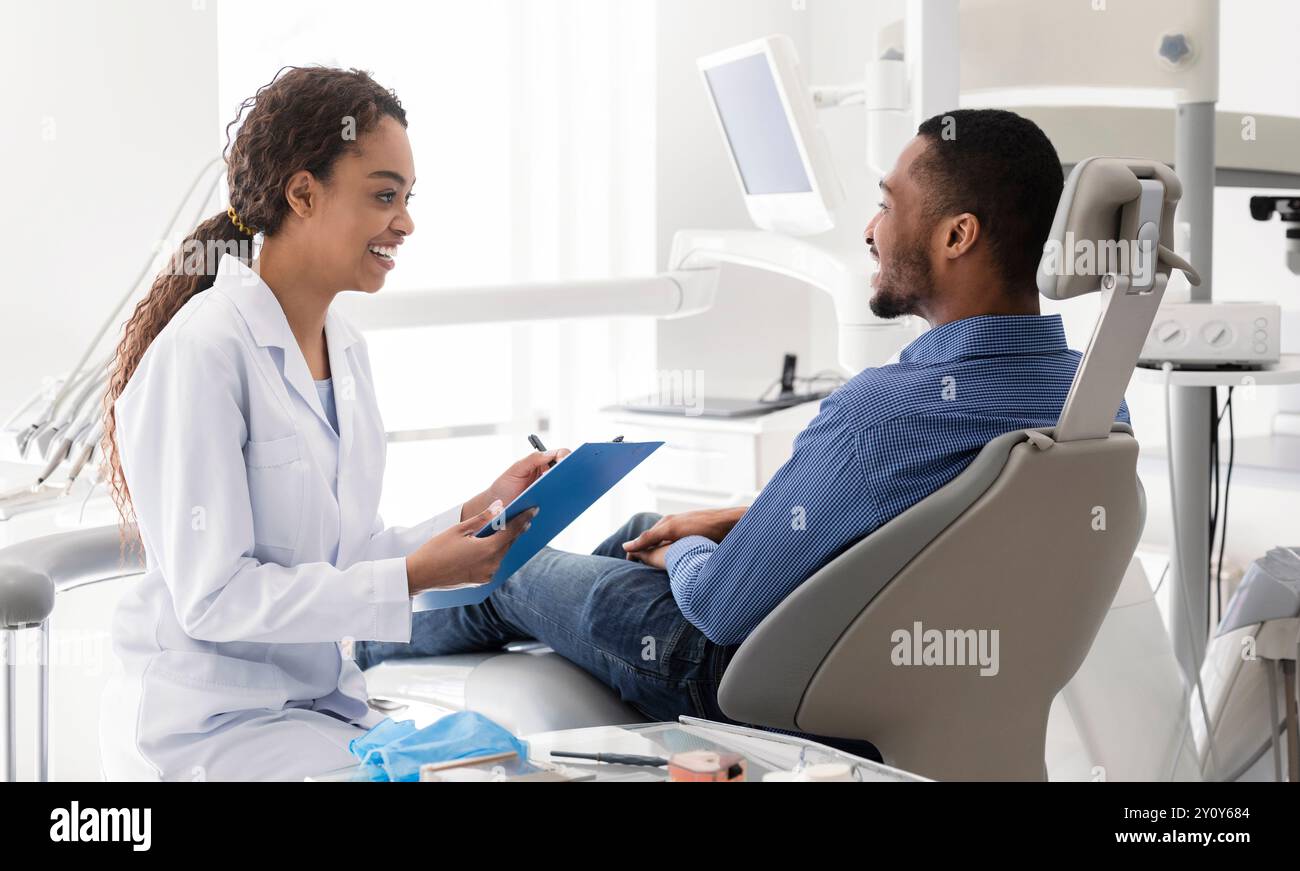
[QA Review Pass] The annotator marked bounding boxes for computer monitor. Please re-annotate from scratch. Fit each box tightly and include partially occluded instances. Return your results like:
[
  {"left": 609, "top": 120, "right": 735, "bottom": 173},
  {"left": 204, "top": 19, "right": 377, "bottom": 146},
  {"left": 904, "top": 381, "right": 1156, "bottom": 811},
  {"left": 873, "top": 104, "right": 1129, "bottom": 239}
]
[{"left": 698, "top": 35, "right": 844, "bottom": 236}]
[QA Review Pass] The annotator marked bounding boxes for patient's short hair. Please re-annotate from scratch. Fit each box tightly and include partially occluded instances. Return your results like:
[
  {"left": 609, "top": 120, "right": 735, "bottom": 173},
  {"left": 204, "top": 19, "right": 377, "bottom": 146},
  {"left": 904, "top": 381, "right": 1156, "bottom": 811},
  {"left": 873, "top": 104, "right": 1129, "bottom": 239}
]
[{"left": 913, "top": 109, "right": 1063, "bottom": 292}]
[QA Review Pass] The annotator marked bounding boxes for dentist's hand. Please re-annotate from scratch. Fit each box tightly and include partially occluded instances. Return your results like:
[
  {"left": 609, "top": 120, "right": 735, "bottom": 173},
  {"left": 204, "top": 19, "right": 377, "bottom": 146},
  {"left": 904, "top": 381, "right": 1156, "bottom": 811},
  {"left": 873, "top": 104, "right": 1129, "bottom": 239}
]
[
  {"left": 621, "top": 507, "right": 748, "bottom": 557},
  {"left": 460, "top": 448, "right": 572, "bottom": 521},
  {"left": 405, "top": 502, "right": 536, "bottom": 596}
]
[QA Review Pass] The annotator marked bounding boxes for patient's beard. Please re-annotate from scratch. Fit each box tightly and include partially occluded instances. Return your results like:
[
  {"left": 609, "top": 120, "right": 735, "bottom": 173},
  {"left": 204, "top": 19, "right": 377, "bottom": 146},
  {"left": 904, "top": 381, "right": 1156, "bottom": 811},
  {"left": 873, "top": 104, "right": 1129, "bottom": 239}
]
[{"left": 870, "top": 241, "right": 933, "bottom": 320}]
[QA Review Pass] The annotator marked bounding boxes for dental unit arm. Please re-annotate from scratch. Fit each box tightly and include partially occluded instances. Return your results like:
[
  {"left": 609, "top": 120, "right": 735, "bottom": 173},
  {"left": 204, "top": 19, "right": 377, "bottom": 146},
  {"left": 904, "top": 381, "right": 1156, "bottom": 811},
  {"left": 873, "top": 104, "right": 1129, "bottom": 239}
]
[
  {"left": 337, "top": 8, "right": 962, "bottom": 370},
  {"left": 0, "top": 157, "right": 228, "bottom": 518}
]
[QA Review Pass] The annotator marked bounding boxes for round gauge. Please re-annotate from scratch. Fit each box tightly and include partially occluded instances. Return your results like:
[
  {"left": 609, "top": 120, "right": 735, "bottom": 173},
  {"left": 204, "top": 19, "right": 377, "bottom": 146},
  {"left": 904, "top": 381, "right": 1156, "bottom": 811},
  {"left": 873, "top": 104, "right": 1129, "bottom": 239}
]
[
  {"left": 1153, "top": 320, "right": 1187, "bottom": 347},
  {"left": 1200, "top": 321, "right": 1234, "bottom": 348}
]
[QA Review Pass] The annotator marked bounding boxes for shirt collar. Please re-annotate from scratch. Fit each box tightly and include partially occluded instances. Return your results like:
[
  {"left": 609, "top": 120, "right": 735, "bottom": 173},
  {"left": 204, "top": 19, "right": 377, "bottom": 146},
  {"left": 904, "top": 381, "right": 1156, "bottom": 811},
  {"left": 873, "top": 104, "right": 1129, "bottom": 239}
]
[
  {"left": 213, "top": 254, "right": 361, "bottom": 353},
  {"left": 212, "top": 254, "right": 361, "bottom": 449},
  {"left": 897, "top": 313, "right": 1068, "bottom": 365}
]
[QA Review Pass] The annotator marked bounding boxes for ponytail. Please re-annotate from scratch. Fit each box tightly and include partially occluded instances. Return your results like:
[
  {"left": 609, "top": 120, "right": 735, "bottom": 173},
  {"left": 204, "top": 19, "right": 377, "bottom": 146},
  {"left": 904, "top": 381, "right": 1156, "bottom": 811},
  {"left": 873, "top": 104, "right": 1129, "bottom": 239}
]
[{"left": 101, "top": 211, "right": 254, "bottom": 559}]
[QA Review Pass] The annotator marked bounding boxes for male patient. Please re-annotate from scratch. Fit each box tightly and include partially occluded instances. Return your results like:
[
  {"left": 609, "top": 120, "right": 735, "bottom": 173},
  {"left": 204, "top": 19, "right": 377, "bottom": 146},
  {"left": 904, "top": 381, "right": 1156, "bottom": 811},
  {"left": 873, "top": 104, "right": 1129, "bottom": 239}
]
[{"left": 354, "top": 109, "right": 1131, "bottom": 731}]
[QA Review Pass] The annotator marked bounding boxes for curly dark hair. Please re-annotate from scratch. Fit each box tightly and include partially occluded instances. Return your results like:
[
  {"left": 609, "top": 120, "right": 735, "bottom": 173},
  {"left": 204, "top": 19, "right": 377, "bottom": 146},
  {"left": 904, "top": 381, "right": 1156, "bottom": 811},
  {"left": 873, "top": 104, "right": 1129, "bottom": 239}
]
[
  {"left": 102, "top": 65, "right": 407, "bottom": 559},
  {"left": 913, "top": 108, "right": 1063, "bottom": 293}
]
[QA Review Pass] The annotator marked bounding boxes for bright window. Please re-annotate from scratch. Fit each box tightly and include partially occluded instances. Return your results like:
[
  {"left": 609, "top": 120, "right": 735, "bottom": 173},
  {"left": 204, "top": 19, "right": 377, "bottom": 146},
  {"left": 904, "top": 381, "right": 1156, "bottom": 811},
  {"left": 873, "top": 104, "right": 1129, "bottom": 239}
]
[{"left": 218, "top": 0, "right": 657, "bottom": 540}]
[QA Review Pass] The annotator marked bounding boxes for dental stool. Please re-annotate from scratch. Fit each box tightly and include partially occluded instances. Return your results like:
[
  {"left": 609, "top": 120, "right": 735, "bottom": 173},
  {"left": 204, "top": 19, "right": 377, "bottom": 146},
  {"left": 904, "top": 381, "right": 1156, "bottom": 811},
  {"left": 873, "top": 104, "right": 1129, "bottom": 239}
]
[{"left": 0, "top": 524, "right": 144, "bottom": 781}]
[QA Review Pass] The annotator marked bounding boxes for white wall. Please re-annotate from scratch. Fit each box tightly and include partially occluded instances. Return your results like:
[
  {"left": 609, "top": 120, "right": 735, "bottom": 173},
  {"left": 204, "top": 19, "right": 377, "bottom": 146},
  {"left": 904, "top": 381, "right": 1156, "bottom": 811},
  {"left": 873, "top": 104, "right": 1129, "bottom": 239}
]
[
  {"left": 653, "top": 0, "right": 842, "bottom": 401},
  {"left": 0, "top": 0, "right": 219, "bottom": 781},
  {"left": 0, "top": 0, "right": 220, "bottom": 414}
]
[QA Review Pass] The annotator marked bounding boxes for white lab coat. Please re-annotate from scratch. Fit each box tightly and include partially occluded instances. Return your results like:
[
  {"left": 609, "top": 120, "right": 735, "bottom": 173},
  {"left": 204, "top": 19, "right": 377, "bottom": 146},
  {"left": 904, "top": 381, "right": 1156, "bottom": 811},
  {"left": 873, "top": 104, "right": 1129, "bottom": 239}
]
[{"left": 99, "top": 254, "right": 464, "bottom": 781}]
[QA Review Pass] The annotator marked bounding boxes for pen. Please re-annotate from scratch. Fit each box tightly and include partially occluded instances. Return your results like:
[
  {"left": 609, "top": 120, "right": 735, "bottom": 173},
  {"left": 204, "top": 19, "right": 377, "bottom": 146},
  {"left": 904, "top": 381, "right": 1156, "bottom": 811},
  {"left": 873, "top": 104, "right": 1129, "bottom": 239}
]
[
  {"left": 549, "top": 750, "right": 668, "bottom": 767},
  {"left": 528, "top": 433, "right": 557, "bottom": 468}
]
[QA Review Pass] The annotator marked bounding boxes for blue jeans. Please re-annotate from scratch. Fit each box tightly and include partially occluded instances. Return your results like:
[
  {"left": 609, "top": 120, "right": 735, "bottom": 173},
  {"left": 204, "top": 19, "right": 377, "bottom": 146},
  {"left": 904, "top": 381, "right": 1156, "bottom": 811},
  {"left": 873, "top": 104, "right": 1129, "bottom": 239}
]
[
  {"left": 354, "top": 512, "right": 882, "bottom": 761},
  {"left": 353, "top": 513, "right": 736, "bottom": 723}
]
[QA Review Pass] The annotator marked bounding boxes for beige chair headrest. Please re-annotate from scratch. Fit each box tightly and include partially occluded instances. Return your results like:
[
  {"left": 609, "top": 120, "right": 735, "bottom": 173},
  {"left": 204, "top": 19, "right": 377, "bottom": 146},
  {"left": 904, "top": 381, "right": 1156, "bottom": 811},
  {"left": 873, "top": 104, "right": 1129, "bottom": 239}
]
[{"left": 1037, "top": 157, "right": 1200, "bottom": 301}]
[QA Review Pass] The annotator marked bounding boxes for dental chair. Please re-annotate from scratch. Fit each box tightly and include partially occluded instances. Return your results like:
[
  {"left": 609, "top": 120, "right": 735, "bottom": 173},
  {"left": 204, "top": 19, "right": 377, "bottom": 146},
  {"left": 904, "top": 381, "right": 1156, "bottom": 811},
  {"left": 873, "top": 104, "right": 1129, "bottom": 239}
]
[
  {"left": 715, "top": 158, "right": 1196, "bottom": 781},
  {"left": 369, "top": 157, "right": 1200, "bottom": 780},
  {"left": 0, "top": 158, "right": 1197, "bottom": 782},
  {"left": 363, "top": 157, "right": 1202, "bottom": 780}
]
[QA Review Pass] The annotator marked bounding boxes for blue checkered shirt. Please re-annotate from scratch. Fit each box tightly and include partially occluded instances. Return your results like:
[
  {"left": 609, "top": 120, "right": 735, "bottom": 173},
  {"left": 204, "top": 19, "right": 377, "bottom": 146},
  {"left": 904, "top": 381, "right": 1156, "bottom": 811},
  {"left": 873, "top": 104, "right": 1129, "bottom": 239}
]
[{"left": 664, "top": 313, "right": 1132, "bottom": 645}]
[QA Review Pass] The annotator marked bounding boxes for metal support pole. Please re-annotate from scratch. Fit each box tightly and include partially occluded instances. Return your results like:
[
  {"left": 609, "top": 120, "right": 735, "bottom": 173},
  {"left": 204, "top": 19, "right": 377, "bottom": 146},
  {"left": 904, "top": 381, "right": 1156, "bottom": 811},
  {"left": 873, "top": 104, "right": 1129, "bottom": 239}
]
[
  {"left": 37, "top": 619, "right": 50, "bottom": 782},
  {"left": 1168, "top": 100, "right": 1216, "bottom": 683},
  {"left": 905, "top": 0, "right": 960, "bottom": 123},
  {"left": 1168, "top": 387, "right": 1212, "bottom": 676},
  {"left": 1286, "top": 659, "right": 1300, "bottom": 782},
  {"left": 2, "top": 629, "right": 15, "bottom": 782},
  {"left": 1176, "top": 103, "right": 1215, "bottom": 305},
  {"left": 1266, "top": 657, "right": 1283, "bottom": 782}
]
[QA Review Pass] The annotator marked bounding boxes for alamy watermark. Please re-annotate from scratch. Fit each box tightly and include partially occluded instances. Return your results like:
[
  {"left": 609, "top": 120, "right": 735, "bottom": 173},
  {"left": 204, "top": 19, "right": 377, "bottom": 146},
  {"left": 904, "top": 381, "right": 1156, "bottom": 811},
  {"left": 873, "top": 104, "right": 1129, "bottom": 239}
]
[
  {"left": 1040, "top": 234, "right": 1157, "bottom": 287},
  {"left": 2, "top": 628, "right": 108, "bottom": 677},
  {"left": 620, "top": 369, "right": 706, "bottom": 417},
  {"left": 891, "top": 621, "right": 1000, "bottom": 677},
  {"left": 49, "top": 802, "right": 151, "bottom": 851},
  {"left": 148, "top": 234, "right": 259, "bottom": 282}
]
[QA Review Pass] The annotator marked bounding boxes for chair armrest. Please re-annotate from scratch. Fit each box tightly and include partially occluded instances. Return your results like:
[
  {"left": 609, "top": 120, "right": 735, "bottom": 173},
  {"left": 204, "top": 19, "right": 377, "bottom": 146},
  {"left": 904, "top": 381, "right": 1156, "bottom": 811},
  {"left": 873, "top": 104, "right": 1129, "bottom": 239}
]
[{"left": 0, "top": 524, "right": 142, "bottom": 629}]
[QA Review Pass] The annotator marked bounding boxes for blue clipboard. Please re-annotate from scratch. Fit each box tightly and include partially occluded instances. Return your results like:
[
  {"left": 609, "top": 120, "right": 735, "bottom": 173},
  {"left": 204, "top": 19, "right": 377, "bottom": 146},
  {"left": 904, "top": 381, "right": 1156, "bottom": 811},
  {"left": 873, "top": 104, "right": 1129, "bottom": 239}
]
[{"left": 413, "top": 440, "right": 663, "bottom": 611}]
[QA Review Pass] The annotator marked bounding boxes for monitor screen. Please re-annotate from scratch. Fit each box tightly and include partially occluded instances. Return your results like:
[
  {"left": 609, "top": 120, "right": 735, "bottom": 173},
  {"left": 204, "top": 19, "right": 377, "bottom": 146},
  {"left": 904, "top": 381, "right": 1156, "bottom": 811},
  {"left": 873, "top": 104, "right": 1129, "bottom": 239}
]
[{"left": 703, "top": 52, "right": 812, "bottom": 195}]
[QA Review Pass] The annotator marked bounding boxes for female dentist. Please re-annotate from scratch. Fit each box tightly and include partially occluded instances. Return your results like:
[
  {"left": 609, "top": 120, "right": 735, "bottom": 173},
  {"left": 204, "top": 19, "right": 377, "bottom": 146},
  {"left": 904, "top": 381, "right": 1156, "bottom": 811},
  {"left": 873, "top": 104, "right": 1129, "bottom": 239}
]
[{"left": 98, "top": 66, "right": 556, "bottom": 781}]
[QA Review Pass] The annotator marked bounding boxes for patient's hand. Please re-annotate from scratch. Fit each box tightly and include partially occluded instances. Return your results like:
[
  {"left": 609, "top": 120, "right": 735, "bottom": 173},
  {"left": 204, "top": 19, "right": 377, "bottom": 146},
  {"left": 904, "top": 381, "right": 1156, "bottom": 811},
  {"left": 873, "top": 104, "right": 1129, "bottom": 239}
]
[
  {"left": 628, "top": 544, "right": 671, "bottom": 570},
  {"left": 621, "top": 507, "right": 747, "bottom": 556}
]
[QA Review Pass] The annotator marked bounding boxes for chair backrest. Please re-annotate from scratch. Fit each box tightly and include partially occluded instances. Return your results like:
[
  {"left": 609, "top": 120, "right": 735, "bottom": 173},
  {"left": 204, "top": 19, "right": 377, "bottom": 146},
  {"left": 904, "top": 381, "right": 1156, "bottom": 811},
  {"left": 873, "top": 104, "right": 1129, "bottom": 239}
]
[
  {"left": 718, "top": 157, "right": 1200, "bottom": 781},
  {"left": 720, "top": 423, "right": 1142, "bottom": 780}
]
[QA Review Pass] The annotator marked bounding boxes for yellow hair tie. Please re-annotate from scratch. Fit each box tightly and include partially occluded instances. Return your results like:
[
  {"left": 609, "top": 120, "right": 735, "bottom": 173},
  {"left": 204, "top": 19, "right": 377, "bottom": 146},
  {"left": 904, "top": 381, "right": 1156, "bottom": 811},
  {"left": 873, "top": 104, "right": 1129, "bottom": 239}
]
[{"left": 227, "top": 205, "right": 257, "bottom": 236}]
